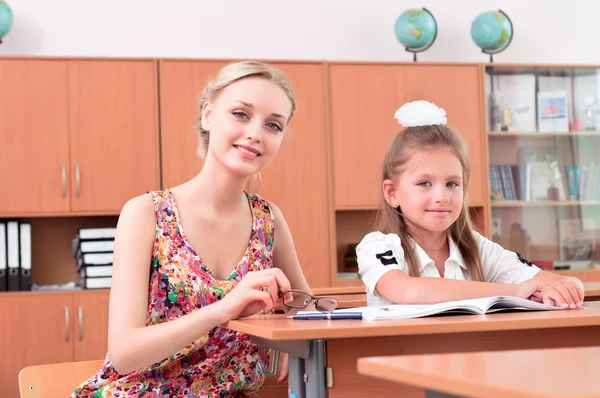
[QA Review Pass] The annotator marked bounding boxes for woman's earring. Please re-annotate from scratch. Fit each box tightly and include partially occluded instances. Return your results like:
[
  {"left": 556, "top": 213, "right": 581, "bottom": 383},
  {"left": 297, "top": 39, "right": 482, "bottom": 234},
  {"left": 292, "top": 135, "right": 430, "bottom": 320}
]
[{"left": 392, "top": 202, "right": 398, "bottom": 209}]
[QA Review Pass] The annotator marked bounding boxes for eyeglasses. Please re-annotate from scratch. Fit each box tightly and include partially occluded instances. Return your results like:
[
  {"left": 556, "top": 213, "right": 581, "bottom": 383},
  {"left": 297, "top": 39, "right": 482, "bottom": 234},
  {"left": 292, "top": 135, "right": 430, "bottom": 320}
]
[{"left": 279, "top": 289, "right": 339, "bottom": 313}]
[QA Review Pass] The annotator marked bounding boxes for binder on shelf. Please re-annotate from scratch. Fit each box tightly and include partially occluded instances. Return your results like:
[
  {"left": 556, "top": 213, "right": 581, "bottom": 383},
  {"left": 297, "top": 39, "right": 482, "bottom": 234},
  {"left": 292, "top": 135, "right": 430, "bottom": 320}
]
[
  {"left": 71, "top": 228, "right": 116, "bottom": 258},
  {"left": 19, "top": 222, "right": 32, "bottom": 291},
  {"left": 6, "top": 221, "right": 19, "bottom": 291},
  {"left": 80, "top": 265, "right": 113, "bottom": 278},
  {"left": 78, "top": 227, "right": 116, "bottom": 240},
  {"left": 0, "top": 223, "right": 7, "bottom": 292},
  {"left": 76, "top": 252, "right": 113, "bottom": 267},
  {"left": 78, "top": 276, "right": 112, "bottom": 289}
]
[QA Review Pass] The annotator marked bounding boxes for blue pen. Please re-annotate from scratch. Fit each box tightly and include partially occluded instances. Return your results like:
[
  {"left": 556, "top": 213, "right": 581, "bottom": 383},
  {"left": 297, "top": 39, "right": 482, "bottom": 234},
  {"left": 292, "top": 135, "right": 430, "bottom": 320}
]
[{"left": 290, "top": 312, "right": 363, "bottom": 320}]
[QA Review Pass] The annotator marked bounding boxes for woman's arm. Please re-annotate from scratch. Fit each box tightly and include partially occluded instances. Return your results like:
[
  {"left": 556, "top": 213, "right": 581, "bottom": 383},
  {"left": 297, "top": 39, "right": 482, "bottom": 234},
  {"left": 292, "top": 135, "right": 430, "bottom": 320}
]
[
  {"left": 376, "top": 270, "right": 540, "bottom": 305},
  {"left": 107, "top": 195, "right": 228, "bottom": 374},
  {"left": 108, "top": 195, "right": 288, "bottom": 375},
  {"left": 271, "top": 203, "right": 313, "bottom": 295}
]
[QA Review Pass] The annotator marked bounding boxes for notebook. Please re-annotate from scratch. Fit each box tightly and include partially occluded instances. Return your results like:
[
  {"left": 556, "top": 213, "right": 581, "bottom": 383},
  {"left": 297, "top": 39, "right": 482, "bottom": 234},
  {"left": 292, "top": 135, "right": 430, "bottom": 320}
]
[{"left": 298, "top": 296, "right": 566, "bottom": 321}]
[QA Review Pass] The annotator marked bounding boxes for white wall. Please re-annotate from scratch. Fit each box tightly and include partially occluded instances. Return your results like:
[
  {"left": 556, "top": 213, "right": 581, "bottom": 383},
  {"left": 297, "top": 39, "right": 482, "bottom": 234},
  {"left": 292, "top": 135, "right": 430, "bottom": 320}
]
[{"left": 0, "top": 0, "right": 598, "bottom": 65}]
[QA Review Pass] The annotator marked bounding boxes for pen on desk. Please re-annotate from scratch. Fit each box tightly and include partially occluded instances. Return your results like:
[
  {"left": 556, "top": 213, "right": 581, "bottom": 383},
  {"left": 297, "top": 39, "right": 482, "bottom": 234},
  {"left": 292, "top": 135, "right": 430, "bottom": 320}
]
[{"left": 290, "top": 312, "right": 363, "bottom": 320}]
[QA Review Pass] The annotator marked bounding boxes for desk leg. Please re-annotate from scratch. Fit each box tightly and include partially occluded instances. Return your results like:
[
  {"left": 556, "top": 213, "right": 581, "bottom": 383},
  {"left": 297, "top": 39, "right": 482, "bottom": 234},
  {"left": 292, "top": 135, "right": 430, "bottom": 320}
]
[
  {"left": 280, "top": 340, "right": 326, "bottom": 398},
  {"left": 304, "top": 339, "right": 326, "bottom": 398},
  {"left": 425, "top": 390, "right": 462, "bottom": 398},
  {"left": 288, "top": 355, "right": 305, "bottom": 398},
  {"left": 251, "top": 337, "right": 326, "bottom": 398}
]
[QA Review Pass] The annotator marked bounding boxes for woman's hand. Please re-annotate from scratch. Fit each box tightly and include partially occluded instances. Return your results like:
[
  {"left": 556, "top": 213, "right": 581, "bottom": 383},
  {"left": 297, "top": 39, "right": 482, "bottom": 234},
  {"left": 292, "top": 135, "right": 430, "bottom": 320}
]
[
  {"left": 277, "top": 353, "right": 289, "bottom": 383},
  {"left": 218, "top": 268, "right": 291, "bottom": 321}
]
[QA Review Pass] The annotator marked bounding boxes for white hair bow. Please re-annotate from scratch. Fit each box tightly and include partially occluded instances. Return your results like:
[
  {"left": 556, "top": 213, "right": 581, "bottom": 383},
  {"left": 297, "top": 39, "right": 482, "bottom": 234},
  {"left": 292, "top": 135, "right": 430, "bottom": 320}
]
[{"left": 394, "top": 100, "right": 447, "bottom": 127}]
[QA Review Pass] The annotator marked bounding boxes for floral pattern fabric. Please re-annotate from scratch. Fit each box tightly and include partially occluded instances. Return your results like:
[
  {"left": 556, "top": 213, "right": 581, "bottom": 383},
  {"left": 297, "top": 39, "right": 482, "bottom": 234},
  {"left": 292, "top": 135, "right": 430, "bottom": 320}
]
[{"left": 72, "top": 189, "right": 275, "bottom": 397}]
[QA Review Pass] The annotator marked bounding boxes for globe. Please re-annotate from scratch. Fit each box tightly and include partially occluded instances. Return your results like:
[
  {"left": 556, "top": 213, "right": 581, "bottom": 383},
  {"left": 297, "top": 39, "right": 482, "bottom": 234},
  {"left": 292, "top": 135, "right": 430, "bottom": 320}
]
[
  {"left": 394, "top": 8, "right": 437, "bottom": 59},
  {"left": 471, "top": 10, "right": 513, "bottom": 57},
  {"left": 0, "top": 0, "right": 13, "bottom": 43}
]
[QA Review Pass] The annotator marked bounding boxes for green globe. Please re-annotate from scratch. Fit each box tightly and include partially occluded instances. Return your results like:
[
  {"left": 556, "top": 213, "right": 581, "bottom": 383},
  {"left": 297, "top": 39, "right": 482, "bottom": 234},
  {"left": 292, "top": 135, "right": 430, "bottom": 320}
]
[
  {"left": 471, "top": 10, "right": 513, "bottom": 52},
  {"left": 394, "top": 8, "right": 437, "bottom": 51}
]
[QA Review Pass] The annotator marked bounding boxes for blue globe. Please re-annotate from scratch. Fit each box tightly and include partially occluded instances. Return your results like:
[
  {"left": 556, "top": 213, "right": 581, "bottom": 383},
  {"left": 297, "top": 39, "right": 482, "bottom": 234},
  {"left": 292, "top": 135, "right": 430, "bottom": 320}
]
[
  {"left": 0, "top": 0, "right": 13, "bottom": 42},
  {"left": 471, "top": 10, "right": 513, "bottom": 52},
  {"left": 394, "top": 8, "right": 437, "bottom": 50}
]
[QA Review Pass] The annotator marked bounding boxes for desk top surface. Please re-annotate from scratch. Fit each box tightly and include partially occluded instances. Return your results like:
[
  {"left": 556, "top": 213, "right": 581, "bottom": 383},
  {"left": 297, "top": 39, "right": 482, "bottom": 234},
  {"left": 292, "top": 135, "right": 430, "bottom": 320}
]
[
  {"left": 357, "top": 346, "right": 600, "bottom": 398},
  {"left": 225, "top": 301, "right": 600, "bottom": 340},
  {"left": 585, "top": 282, "right": 600, "bottom": 297}
]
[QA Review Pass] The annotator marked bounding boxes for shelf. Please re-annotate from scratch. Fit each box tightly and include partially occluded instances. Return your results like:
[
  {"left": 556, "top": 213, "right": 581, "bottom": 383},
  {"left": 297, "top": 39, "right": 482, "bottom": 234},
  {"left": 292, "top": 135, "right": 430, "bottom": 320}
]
[
  {"left": 488, "top": 131, "right": 600, "bottom": 137},
  {"left": 335, "top": 205, "right": 378, "bottom": 211},
  {"left": 492, "top": 200, "right": 600, "bottom": 207}
]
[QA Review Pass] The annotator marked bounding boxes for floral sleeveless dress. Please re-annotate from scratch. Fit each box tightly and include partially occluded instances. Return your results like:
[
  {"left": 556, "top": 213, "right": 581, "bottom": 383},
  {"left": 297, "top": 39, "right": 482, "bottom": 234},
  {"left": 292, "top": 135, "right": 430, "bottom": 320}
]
[{"left": 72, "top": 190, "right": 274, "bottom": 397}]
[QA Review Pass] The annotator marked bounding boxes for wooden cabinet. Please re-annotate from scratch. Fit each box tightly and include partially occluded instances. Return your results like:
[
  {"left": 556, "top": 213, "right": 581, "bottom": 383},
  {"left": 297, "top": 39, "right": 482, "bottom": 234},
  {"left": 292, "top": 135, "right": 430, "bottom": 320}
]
[
  {"left": 158, "top": 60, "right": 228, "bottom": 187},
  {"left": 405, "top": 65, "right": 485, "bottom": 206},
  {"left": 68, "top": 60, "right": 160, "bottom": 212},
  {"left": 0, "top": 59, "right": 160, "bottom": 216},
  {"left": 158, "top": 61, "right": 332, "bottom": 288},
  {"left": 330, "top": 63, "right": 485, "bottom": 208},
  {"left": 330, "top": 64, "right": 408, "bottom": 209},
  {"left": 256, "top": 63, "right": 331, "bottom": 288},
  {"left": 0, "top": 290, "right": 110, "bottom": 398},
  {"left": 73, "top": 290, "right": 110, "bottom": 361},
  {"left": 0, "top": 60, "right": 71, "bottom": 214}
]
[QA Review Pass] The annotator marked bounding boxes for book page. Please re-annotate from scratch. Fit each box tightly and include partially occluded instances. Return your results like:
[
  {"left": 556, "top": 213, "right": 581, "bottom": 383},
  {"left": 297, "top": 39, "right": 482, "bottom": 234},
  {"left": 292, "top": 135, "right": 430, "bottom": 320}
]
[{"left": 328, "top": 296, "right": 563, "bottom": 320}]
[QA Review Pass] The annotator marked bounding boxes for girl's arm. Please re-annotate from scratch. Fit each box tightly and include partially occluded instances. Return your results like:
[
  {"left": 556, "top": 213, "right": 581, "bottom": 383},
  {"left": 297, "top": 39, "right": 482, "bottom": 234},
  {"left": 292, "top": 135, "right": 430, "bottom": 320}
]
[
  {"left": 375, "top": 270, "right": 538, "bottom": 304},
  {"left": 108, "top": 195, "right": 288, "bottom": 375},
  {"left": 357, "top": 232, "right": 541, "bottom": 305}
]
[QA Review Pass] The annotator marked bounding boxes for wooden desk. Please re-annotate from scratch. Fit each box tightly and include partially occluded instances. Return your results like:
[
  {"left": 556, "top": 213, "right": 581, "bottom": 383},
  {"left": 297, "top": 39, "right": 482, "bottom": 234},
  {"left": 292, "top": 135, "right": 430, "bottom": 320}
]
[
  {"left": 227, "top": 302, "right": 600, "bottom": 398},
  {"left": 585, "top": 282, "right": 600, "bottom": 301},
  {"left": 357, "top": 346, "right": 600, "bottom": 398}
]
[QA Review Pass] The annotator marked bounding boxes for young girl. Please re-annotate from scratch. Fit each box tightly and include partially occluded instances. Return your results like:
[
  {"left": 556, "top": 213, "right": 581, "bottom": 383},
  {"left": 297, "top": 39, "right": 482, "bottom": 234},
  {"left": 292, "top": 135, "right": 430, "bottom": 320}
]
[
  {"left": 357, "top": 100, "right": 585, "bottom": 309},
  {"left": 73, "top": 61, "right": 313, "bottom": 397}
]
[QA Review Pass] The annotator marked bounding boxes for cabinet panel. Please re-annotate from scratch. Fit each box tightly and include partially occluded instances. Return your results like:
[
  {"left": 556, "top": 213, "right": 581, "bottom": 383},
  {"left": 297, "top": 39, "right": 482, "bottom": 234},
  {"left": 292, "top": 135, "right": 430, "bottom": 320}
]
[
  {"left": 73, "top": 290, "right": 110, "bottom": 361},
  {"left": 0, "top": 60, "right": 71, "bottom": 214},
  {"left": 0, "top": 294, "right": 74, "bottom": 398},
  {"left": 405, "top": 65, "right": 485, "bottom": 206},
  {"left": 158, "top": 60, "right": 228, "bottom": 188},
  {"left": 257, "top": 63, "right": 331, "bottom": 288},
  {"left": 330, "top": 64, "right": 408, "bottom": 208},
  {"left": 68, "top": 60, "right": 160, "bottom": 212}
]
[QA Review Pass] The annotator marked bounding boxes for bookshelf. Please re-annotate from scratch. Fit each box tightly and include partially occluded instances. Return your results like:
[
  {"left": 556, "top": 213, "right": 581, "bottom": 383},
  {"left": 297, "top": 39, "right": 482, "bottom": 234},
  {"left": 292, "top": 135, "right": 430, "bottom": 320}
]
[{"left": 485, "top": 64, "right": 600, "bottom": 275}]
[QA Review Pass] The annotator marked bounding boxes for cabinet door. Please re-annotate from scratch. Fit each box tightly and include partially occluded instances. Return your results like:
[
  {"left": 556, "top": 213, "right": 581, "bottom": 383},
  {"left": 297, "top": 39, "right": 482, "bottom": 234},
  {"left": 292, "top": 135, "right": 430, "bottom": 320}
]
[
  {"left": 73, "top": 290, "right": 110, "bottom": 361},
  {"left": 68, "top": 60, "right": 160, "bottom": 212},
  {"left": 405, "top": 65, "right": 485, "bottom": 206},
  {"left": 0, "top": 293, "right": 74, "bottom": 397},
  {"left": 257, "top": 63, "right": 331, "bottom": 288},
  {"left": 330, "top": 64, "right": 408, "bottom": 208},
  {"left": 158, "top": 60, "right": 228, "bottom": 188},
  {"left": 0, "top": 60, "right": 71, "bottom": 215}
]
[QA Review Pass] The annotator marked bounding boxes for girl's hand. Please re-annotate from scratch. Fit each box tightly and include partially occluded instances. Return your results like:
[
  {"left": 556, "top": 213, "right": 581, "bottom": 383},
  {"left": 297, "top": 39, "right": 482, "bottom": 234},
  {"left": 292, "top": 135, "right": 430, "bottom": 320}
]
[
  {"left": 540, "top": 277, "right": 584, "bottom": 309},
  {"left": 218, "top": 268, "right": 291, "bottom": 321}
]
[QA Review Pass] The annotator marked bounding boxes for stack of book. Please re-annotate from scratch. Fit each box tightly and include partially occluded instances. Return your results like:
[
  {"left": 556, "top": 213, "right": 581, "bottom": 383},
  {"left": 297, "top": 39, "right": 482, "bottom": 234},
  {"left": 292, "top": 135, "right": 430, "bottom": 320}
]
[{"left": 71, "top": 227, "right": 116, "bottom": 289}]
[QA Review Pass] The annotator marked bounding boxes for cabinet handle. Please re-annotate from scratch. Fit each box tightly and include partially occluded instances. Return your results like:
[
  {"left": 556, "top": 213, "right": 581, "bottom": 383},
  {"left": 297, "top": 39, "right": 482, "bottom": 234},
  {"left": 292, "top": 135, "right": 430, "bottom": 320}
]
[
  {"left": 64, "top": 306, "right": 70, "bottom": 342},
  {"left": 75, "top": 164, "right": 81, "bottom": 198},
  {"left": 61, "top": 165, "right": 67, "bottom": 199},
  {"left": 78, "top": 305, "right": 84, "bottom": 341}
]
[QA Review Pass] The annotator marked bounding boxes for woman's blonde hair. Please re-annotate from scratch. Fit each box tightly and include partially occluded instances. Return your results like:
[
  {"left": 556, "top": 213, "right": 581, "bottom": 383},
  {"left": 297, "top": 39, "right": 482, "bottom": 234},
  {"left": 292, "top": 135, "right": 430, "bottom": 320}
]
[
  {"left": 196, "top": 61, "right": 297, "bottom": 158},
  {"left": 373, "top": 124, "right": 484, "bottom": 281}
]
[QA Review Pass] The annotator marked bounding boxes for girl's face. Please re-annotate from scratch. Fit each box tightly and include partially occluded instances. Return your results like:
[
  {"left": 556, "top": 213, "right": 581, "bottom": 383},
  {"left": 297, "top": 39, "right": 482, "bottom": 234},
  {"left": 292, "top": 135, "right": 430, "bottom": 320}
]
[
  {"left": 385, "top": 148, "right": 464, "bottom": 237},
  {"left": 201, "top": 78, "right": 292, "bottom": 177}
]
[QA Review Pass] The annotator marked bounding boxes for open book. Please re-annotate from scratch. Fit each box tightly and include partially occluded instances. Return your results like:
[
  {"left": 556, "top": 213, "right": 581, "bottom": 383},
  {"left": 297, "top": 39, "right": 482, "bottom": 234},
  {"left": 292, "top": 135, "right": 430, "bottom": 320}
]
[{"left": 304, "top": 296, "right": 565, "bottom": 321}]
